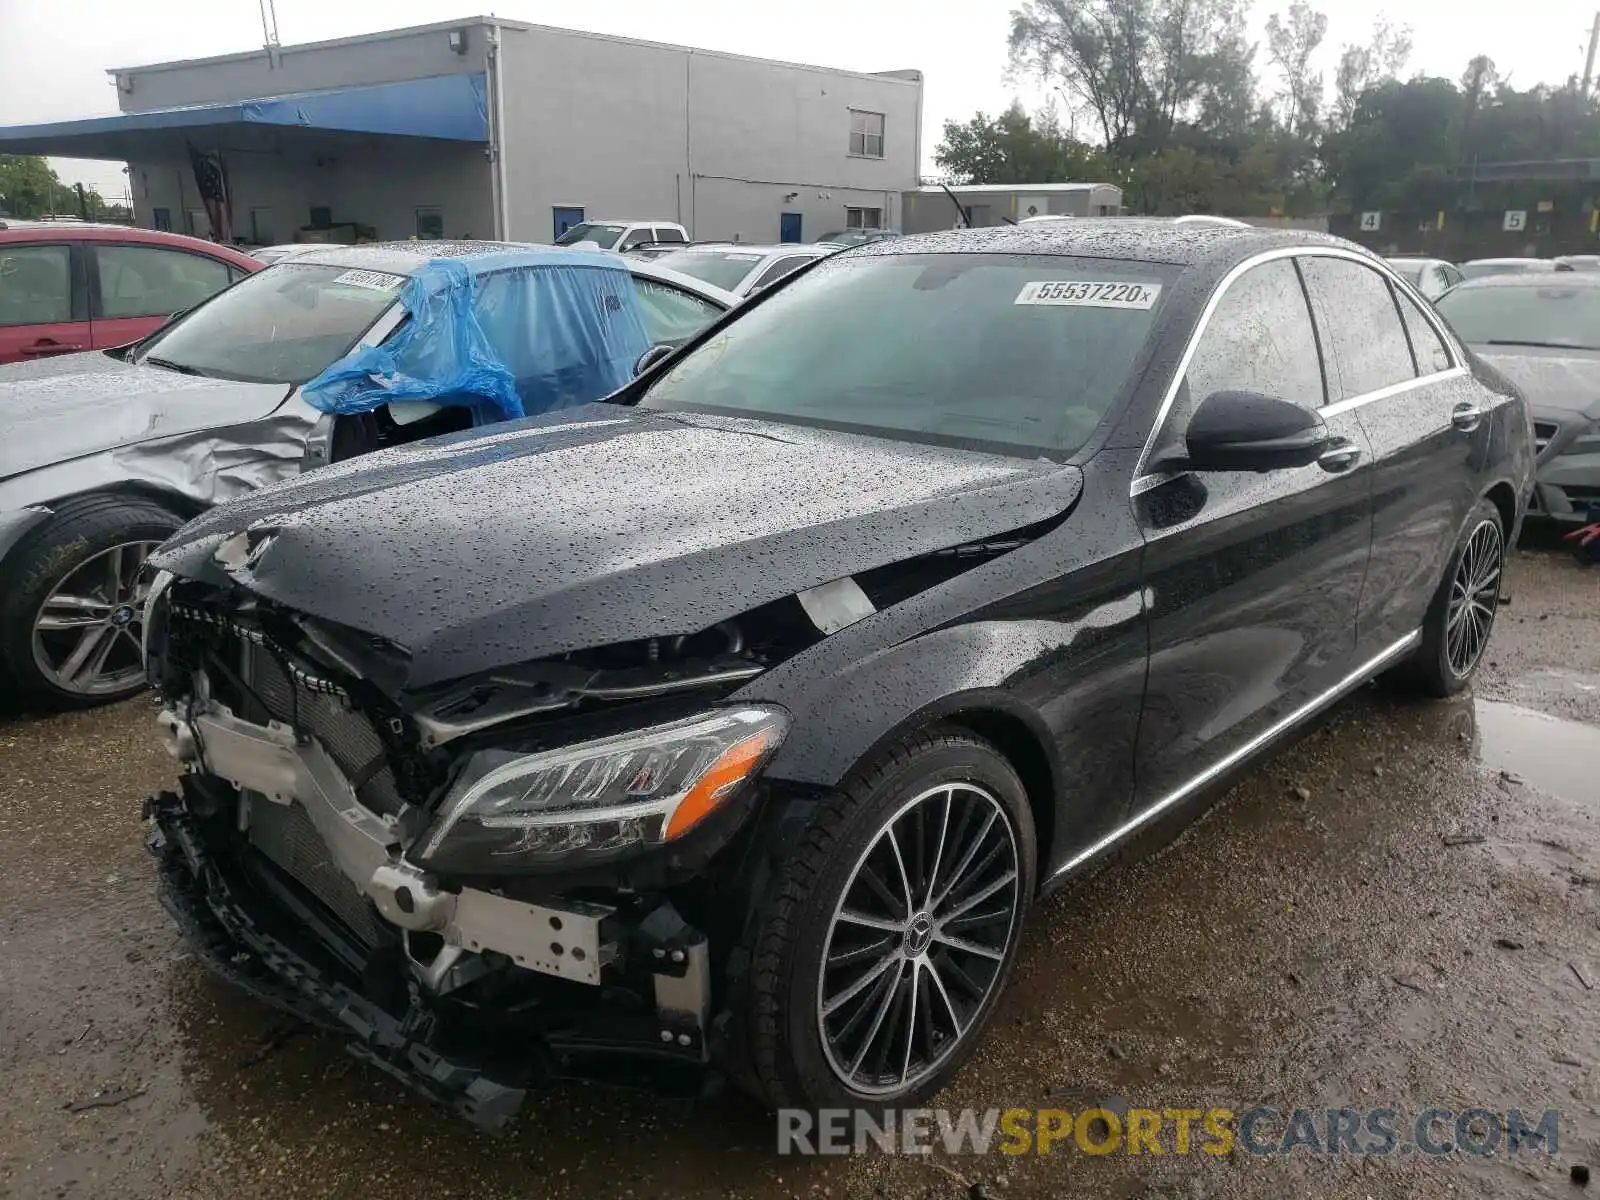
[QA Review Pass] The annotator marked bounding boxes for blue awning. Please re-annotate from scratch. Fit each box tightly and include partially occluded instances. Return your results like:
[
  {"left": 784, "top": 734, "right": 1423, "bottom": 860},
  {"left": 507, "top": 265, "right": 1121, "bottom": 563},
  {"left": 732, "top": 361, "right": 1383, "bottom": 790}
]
[{"left": 0, "top": 73, "right": 487, "bottom": 157}]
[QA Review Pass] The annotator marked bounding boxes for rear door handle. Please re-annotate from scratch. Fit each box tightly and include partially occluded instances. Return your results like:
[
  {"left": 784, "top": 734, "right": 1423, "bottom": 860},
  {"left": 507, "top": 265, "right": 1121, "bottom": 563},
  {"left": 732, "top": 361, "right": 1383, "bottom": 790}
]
[
  {"left": 19, "top": 342, "right": 83, "bottom": 357},
  {"left": 1451, "top": 402, "right": 1483, "bottom": 432},
  {"left": 1318, "top": 442, "right": 1362, "bottom": 472}
]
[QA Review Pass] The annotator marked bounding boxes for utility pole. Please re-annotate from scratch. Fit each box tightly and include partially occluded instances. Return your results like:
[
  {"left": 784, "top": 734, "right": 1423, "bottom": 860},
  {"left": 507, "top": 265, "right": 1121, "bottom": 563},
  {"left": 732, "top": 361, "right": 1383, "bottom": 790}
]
[{"left": 1583, "top": 11, "right": 1600, "bottom": 98}]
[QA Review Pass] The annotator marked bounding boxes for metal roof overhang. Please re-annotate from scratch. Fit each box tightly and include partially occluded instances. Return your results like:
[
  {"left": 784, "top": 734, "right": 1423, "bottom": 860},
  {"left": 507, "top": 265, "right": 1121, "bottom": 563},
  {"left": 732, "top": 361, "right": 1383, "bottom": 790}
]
[{"left": 0, "top": 73, "right": 487, "bottom": 158}]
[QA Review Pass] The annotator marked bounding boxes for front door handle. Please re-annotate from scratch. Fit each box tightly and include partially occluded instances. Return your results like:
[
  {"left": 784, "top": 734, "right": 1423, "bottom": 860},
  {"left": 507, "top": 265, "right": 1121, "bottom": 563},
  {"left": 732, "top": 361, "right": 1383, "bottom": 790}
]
[
  {"left": 1318, "top": 442, "right": 1362, "bottom": 472},
  {"left": 1451, "top": 402, "right": 1483, "bottom": 432}
]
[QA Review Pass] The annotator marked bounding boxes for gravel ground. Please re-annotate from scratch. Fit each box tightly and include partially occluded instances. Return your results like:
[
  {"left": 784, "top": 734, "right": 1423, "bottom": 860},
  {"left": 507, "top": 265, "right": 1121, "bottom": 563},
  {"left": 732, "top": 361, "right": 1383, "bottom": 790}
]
[{"left": 1, "top": 542, "right": 1597, "bottom": 1200}]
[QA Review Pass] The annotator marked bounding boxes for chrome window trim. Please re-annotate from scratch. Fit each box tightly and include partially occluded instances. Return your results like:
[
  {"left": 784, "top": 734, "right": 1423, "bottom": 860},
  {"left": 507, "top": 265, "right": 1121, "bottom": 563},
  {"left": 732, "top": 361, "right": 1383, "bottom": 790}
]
[
  {"left": 1045, "top": 629, "right": 1421, "bottom": 886},
  {"left": 1131, "top": 245, "right": 1466, "bottom": 494},
  {"left": 1319, "top": 365, "right": 1469, "bottom": 417}
]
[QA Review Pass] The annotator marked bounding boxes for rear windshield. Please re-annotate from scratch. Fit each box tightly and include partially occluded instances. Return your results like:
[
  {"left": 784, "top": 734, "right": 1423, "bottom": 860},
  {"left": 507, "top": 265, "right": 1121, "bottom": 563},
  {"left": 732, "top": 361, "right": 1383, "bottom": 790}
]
[
  {"left": 555, "top": 222, "right": 625, "bottom": 249},
  {"left": 1434, "top": 282, "right": 1600, "bottom": 351},
  {"left": 652, "top": 249, "right": 766, "bottom": 290},
  {"left": 639, "top": 253, "right": 1172, "bottom": 458},
  {"left": 1386, "top": 260, "right": 1426, "bottom": 284},
  {"left": 136, "top": 262, "right": 402, "bottom": 383}
]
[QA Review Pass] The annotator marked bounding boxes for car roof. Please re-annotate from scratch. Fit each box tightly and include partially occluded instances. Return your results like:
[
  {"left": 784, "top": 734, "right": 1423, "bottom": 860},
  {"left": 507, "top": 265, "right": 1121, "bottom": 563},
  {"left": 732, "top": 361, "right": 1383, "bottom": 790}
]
[
  {"left": 1463, "top": 257, "right": 1548, "bottom": 266},
  {"left": 267, "top": 240, "right": 738, "bottom": 306},
  {"left": 584, "top": 219, "right": 684, "bottom": 226},
  {"left": 0, "top": 222, "right": 260, "bottom": 266},
  {"left": 845, "top": 217, "right": 1356, "bottom": 271},
  {"left": 1446, "top": 271, "right": 1600, "bottom": 291}
]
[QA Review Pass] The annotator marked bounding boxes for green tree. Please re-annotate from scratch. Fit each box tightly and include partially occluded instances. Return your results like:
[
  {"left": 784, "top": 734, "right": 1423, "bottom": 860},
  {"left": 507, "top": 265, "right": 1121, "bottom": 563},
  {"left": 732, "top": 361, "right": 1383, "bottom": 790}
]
[
  {"left": 1265, "top": 2, "right": 1328, "bottom": 138},
  {"left": 0, "top": 155, "right": 67, "bottom": 218},
  {"left": 933, "top": 101, "right": 1109, "bottom": 183},
  {"left": 1007, "top": 0, "right": 1255, "bottom": 155}
]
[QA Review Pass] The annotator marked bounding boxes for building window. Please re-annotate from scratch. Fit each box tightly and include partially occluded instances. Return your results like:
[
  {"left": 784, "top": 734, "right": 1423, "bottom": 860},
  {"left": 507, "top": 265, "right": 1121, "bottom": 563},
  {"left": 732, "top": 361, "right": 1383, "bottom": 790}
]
[
  {"left": 185, "top": 208, "right": 208, "bottom": 238},
  {"left": 151, "top": 207, "right": 172, "bottom": 232},
  {"left": 849, "top": 110, "right": 885, "bottom": 158},
  {"left": 415, "top": 208, "right": 444, "bottom": 239},
  {"left": 846, "top": 206, "right": 883, "bottom": 230}
]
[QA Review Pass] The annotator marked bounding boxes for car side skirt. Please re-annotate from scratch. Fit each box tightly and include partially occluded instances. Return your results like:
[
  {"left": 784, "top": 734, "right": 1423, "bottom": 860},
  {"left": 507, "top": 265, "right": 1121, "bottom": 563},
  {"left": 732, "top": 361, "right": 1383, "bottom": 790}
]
[{"left": 1042, "top": 629, "right": 1422, "bottom": 893}]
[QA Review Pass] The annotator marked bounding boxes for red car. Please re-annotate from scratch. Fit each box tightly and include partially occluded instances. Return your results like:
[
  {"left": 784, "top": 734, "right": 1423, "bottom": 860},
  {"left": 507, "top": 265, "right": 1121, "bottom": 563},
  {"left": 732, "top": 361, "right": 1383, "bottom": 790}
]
[{"left": 0, "top": 221, "right": 260, "bottom": 364}]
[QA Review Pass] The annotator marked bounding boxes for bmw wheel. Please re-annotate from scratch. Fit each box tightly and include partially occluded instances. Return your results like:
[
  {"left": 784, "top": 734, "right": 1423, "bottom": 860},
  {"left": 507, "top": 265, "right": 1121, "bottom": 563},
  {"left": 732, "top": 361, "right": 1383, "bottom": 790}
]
[
  {"left": 0, "top": 494, "right": 184, "bottom": 710},
  {"left": 734, "top": 727, "right": 1036, "bottom": 1111}
]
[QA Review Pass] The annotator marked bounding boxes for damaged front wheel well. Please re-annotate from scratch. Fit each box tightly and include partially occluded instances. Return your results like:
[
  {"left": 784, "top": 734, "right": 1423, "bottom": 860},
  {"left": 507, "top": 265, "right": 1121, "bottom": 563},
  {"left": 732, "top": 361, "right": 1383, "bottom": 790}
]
[{"left": 938, "top": 708, "right": 1057, "bottom": 883}]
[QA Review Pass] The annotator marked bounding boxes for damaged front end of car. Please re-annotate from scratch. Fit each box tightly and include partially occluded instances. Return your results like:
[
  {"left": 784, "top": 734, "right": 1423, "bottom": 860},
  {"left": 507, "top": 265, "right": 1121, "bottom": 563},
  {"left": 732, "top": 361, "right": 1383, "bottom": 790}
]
[
  {"left": 143, "top": 577, "right": 825, "bottom": 1130},
  {"left": 138, "top": 402, "right": 1085, "bottom": 1130}
]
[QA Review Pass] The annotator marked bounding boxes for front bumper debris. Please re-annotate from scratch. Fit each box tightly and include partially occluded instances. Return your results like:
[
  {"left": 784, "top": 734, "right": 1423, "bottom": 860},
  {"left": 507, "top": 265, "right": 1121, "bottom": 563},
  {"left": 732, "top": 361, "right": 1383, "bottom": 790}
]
[{"left": 147, "top": 790, "right": 529, "bottom": 1130}]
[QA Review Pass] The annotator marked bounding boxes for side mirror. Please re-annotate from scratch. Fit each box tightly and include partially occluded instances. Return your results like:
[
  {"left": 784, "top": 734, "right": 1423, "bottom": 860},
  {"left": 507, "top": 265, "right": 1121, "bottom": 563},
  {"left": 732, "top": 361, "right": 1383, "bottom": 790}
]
[
  {"left": 633, "top": 344, "right": 677, "bottom": 377},
  {"left": 1178, "top": 390, "right": 1330, "bottom": 472}
]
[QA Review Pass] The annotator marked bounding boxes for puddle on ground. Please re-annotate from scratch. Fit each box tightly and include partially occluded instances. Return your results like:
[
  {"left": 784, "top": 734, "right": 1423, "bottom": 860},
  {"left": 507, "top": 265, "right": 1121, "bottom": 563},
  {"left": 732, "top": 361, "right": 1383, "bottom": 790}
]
[{"left": 1473, "top": 699, "right": 1600, "bottom": 805}]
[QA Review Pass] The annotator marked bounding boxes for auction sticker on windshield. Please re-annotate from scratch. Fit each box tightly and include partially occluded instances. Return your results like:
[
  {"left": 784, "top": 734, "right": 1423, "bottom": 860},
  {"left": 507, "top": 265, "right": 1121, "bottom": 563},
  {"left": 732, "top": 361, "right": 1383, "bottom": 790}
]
[
  {"left": 331, "top": 269, "right": 406, "bottom": 292},
  {"left": 1014, "top": 281, "right": 1162, "bottom": 309}
]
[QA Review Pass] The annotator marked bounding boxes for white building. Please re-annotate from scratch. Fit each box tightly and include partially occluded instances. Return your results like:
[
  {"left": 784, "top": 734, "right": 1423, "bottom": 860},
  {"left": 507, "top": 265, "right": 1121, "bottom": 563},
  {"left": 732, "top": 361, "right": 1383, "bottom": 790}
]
[{"left": 0, "top": 17, "right": 923, "bottom": 247}]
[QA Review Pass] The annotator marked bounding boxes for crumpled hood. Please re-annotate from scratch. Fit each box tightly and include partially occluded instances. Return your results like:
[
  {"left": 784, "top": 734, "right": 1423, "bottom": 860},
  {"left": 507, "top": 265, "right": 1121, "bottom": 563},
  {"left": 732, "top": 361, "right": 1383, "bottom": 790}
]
[
  {"left": 0, "top": 351, "right": 292, "bottom": 480},
  {"left": 154, "top": 404, "right": 1083, "bottom": 689},
  {"left": 1474, "top": 345, "right": 1600, "bottom": 418}
]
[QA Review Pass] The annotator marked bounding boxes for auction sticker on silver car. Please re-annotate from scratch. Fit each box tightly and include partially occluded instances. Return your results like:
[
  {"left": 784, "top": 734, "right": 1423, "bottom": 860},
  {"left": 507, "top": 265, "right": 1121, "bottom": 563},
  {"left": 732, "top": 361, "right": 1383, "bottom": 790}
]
[{"left": 1014, "top": 281, "right": 1162, "bottom": 309}]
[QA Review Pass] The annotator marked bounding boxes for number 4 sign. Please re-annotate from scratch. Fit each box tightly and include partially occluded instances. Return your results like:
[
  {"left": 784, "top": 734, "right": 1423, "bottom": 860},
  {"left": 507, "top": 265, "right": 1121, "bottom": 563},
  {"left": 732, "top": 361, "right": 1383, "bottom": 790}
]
[{"left": 1359, "top": 211, "right": 1382, "bottom": 231}]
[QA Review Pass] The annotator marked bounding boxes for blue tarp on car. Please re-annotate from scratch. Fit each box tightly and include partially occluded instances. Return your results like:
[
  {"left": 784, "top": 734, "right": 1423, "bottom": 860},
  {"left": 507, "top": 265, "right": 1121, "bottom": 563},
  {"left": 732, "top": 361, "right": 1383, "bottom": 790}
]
[{"left": 301, "top": 248, "right": 652, "bottom": 425}]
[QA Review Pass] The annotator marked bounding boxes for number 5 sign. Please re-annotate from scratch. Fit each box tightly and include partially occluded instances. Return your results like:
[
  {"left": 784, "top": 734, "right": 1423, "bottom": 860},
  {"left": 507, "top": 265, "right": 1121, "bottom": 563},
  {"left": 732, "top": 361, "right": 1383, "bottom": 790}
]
[
  {"left": 1503, "top": 210, "right": 1528, "bottom": 232},
  {"left": 1359, "top": 211, "right": 1382, "bottom": 231}
]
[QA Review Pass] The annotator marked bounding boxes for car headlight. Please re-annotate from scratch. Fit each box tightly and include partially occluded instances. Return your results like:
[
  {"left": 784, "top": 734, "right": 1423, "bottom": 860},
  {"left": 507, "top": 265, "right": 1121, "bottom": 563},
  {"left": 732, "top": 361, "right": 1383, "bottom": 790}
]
[{"left": 416, "top": 705, "right": 788, "bottom": 871}]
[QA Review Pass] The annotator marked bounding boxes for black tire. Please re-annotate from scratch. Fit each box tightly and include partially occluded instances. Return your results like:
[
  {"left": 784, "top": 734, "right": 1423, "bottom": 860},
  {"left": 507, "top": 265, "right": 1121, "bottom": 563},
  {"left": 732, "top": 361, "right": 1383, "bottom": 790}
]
[
  {"left": 1404, "top": 498, "right": 1506, "bottom": 698},
  {"left": 730, "top": 726, "right": 1036, "bottom": 1113},
  {"left": 0, "top": 493, "right": 185, "bottom": 711}
]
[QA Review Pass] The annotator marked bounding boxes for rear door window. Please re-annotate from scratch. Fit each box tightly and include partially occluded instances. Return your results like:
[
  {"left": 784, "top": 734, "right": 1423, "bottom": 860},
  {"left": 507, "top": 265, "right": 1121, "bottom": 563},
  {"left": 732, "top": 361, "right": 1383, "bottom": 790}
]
[
  {"left": 1394, "top": 289, "right": 1452, "bottom": 375},
  {"left": 95, "top": 244, "right": 233, "bottom": 319},
  {"left": 0, "top": 243, "right": 73, "bottom": 326},
  {"left": 1298, "top": 256, "right": 1417, "bottom": 401}
]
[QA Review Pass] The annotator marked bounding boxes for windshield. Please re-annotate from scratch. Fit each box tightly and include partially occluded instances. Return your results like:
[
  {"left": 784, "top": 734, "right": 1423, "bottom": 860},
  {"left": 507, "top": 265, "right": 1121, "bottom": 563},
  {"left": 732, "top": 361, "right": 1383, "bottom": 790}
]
[
  {"left": 652, "top": 249, "right": 766, "bottom": 290},
  {"left": 638, "top": 253, "right": 1172, "bottom": 457},
  {"left": 555, "top": 222, "right": 625, "bottom": 249},
  {"left": 136, "top": 262, "right": 402, "bottom": 384},
  {"left": 1434, "top": 283, "right": 1600, "bottom": 351}
]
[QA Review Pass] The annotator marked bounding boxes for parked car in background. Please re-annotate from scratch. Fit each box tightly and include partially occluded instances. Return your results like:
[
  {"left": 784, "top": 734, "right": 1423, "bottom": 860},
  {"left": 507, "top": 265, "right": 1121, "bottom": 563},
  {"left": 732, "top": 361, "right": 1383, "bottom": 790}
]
[
  {"left": 1458, "top": 257, "right": 1556, "bottom": 280},
  {"left": 649, "top": 243, "right": 835, "bottom": 297},
  {"left": 1433, "top": 273, "right": 1600, "bottom": 526},
  {"left": 1385, "top": 256, "right": 1465, "bottom": 300},
  {"left": 143, "top": 221, "right": 1528, "bottom": 1130},
  {"left": 249, "top": 244, "right": 320, "bottom": 266},
  {"left": 0, "top": 222, "right": 259, "bottom": 364},
  {"left": 0, "top": 243, "right": 734, "bottom": 707},
  {"left": 816, "top": 227, "right": 900, "bottom": 247},
  {"left": 1554, "top": 254, "right": 1600, "bottom": 272},
  {"left": 555, "top": 220, "right": 688, "bottom": 253}
]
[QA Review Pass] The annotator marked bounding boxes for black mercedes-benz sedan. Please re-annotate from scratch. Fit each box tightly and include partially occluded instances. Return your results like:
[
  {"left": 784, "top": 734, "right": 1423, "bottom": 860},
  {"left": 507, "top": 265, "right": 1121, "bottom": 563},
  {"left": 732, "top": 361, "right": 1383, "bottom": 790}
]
[{"left": 141, "top": 221, "right": 1533, "bottom": 1129}]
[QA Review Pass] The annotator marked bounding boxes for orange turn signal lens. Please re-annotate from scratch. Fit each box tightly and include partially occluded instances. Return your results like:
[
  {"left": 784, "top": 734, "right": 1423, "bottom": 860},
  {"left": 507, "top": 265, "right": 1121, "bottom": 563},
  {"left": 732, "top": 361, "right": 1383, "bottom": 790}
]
[{"left": 664, "top": 727, "right": 779, "bottom": 841}]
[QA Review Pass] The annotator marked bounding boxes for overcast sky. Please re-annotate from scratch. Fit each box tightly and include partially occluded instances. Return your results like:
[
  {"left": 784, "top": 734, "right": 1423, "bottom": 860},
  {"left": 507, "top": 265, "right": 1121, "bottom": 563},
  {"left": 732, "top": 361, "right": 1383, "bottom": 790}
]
[{"left": 2, "top": 0, "right": 1595, "bottom": 200}]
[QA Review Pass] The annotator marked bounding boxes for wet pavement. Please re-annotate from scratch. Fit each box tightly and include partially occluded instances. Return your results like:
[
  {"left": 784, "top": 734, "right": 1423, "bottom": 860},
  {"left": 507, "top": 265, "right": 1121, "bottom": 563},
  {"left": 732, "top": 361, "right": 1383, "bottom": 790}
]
[{"left": 1, "top": 545, "right": 1597, "bottom": 1199}]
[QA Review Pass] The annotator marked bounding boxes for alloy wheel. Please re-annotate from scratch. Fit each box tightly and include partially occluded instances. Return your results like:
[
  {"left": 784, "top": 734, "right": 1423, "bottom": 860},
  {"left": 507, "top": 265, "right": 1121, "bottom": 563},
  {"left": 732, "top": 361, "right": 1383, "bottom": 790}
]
[
  {"left": 817, "top": 782, "right": 1021, "bottom": 1096},
  {"left": 1445, "top": 519, "right": 1502, "bottom": 679},
  {"left": 31, "top": 540, "right": 162, "bottom": 697}
]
